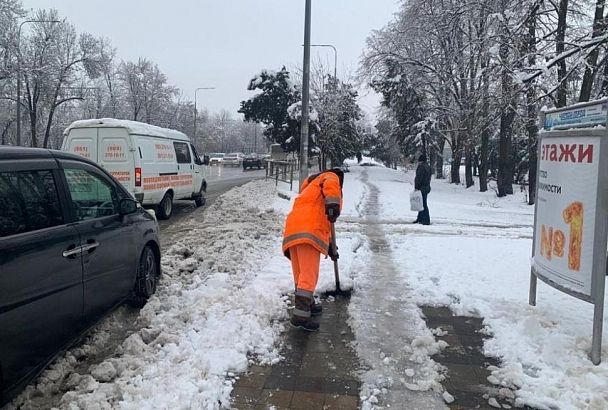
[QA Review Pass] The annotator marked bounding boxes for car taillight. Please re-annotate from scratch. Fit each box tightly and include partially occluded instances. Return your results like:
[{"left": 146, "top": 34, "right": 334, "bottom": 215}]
[{"left": 135, "top": 167, "right": 142, "bottom": 187}]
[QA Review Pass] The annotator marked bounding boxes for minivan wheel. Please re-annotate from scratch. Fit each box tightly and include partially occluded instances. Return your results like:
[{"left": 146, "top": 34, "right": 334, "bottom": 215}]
[
  {"left": 129, "top": 246, "right": 158, "bottom": 307},
  {"left": 157, "top": 192, "right": 173, "bottom": 220},
  {"left": 194, "top": 195, "right": 206, "bottom": 207}
]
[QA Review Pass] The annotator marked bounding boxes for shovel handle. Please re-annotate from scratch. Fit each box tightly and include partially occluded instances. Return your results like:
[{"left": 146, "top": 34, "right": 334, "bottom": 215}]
[{"left": 331, "top": 223, "right": 341, "bottom": 291}]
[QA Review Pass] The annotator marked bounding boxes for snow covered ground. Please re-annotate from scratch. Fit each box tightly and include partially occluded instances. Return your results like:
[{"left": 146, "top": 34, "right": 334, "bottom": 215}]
[
  {"left": 8, "top": 161, "right": 607, "bottom": 410},
  {"left": 9, "top": 180, "right": 295, "bottom": 410},
  {"left": 345, "top": 161, "right": 608, "bottom": 410}
]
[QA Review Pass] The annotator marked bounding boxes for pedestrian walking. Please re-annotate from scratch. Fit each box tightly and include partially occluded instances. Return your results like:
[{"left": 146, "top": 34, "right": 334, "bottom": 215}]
[
  {"left": 282, "top": 169, "right": 344, "bottom": 331},
  {"left": 413, "top": 154, "right": 431, "bottom": 225},
  {"left": 356, "top": 152, "right": 362, "bottom": 163}
]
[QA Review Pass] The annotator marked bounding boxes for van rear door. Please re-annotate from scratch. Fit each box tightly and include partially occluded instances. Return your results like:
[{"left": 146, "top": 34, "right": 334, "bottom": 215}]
[
  {"left": 63, "top": 128, "right": 97, "bottom": 162},
  {"left": 97, "top": 128, "right": 135, "bottom": 195}
]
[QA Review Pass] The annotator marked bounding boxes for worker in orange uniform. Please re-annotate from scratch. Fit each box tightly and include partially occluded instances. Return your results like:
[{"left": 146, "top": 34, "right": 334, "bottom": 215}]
[{"left": 282, "top": 168, "right": 344, "bottom": 331}]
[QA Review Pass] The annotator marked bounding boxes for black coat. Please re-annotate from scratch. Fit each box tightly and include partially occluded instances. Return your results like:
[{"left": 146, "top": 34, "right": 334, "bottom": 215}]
[{"left": 415, "top": 162, "right": 432, "bottom": 194}]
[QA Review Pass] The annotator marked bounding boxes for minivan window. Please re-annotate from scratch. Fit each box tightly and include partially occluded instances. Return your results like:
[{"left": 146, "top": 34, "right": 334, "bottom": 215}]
[
  {"left": 173, "top": 142, "right": 191, "bottom": 164},
  {"left": 64, "top": 169, "right": 118, "bottom": 221},
  {"left": 190, "top": 144, "right": 203, "bottom": 165},
  {"left": 0, "top": 170, "right": 63, "bottom": 238}
]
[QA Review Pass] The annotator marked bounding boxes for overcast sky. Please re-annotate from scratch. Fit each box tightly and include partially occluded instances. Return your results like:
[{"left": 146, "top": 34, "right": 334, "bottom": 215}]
[{"left": 21, "top": 0, "right": 398, "bottom": 118}]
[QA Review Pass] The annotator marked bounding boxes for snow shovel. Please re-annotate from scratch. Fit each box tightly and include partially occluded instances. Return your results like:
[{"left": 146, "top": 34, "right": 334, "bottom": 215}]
[{"left": 325, "top": 223, "right": 351, "bottom": 297}]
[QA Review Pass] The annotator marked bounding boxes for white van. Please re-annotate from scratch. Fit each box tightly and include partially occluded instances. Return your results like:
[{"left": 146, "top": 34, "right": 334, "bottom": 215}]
[{"left": 62, "top": 118, "right": 206, "bottom": 220}]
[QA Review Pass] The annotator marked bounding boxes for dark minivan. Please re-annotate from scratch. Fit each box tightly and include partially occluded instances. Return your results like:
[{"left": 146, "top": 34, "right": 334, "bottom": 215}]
[{"left": 0, "top": 147, "right": 161, "bottom": 404}]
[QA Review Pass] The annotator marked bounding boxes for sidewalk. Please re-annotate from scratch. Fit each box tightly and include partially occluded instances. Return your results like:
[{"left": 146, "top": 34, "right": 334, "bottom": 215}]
[
  {"left": 229, "top": 165, "right": 541, "bottom": 410},
  {"left": 231, "top": 295, "right": 361, "bottom": 410}
]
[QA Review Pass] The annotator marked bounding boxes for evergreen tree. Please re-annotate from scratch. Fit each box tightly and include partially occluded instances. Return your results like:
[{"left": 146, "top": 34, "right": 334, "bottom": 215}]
[{"left": 239, "top": 67, "right": 318, "bottom": 153}]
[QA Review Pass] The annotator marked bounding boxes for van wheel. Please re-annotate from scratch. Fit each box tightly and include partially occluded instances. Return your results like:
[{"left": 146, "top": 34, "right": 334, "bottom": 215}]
[
  {"left": 157, "top": 192, "right": 173, "bottom": 220},
  {"left": 129, "top": 246, "right": 159, "bottom": 307},
  {"left": 194, "top": 195, "right": 206, "bottom": 207}
]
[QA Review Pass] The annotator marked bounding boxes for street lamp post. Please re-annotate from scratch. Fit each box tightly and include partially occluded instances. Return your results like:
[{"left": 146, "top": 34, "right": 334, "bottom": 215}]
[
  {"left": 299, "top": 0, "right": 312, "bottom": 191},
  {"left": 310, "top": 44, "right": 337, "bottom": 79},
  {"left": 16, "top": 19, "right": 60, "bottom": 146},
  {"left": 193, "top": 87, "right": 215, "bottom": 142}
]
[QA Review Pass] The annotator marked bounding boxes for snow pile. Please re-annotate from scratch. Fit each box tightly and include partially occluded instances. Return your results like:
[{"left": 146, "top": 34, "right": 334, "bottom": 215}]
[{"left": 10, "top": 180, "right": 294, "bottom": 410}]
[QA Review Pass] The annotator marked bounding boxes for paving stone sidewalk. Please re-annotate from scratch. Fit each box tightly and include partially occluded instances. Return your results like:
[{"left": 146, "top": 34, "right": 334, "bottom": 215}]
[
  {"left": 231, "top": 301, "right": 537, "bottom": 410},
  {"left": 231, "top": 295, "right": 361, "bottom": 410},
  {"left": 422, "top": 306, "right": 536, "bottom": 410}
]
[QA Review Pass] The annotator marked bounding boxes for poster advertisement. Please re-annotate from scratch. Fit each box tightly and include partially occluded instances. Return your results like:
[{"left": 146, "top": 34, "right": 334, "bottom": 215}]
[{"left": 533, "top": 135, "right": 602, "bottom": 297}]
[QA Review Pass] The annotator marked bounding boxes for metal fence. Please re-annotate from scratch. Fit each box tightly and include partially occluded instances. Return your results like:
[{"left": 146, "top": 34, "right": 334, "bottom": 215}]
[
  {"left": 266, "top": 159, "right": 297, "bottom": 190},
  {"left": 265, "top": 159, "right": 320, "bottom": 191}
]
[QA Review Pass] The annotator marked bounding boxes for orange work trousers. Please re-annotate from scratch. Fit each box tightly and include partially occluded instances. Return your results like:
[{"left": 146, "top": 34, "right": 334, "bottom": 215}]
[{"left": 289, "top": 244, "right": 321, "bottom": 294}]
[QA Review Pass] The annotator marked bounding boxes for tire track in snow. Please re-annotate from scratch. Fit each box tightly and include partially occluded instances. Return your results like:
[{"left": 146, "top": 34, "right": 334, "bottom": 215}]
[{"left": 348, "top": 169, "right": 447, "bottom": 410}]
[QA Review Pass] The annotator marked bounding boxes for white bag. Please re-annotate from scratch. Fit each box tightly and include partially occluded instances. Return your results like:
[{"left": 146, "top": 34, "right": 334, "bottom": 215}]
[{"left": 410, "top": 190, "right": 424, "bottom": 212}]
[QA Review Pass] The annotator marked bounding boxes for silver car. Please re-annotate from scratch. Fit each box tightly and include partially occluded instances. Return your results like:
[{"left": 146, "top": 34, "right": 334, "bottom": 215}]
[{"left": 223, "top": 153, "right": 244, "bottom": 167}]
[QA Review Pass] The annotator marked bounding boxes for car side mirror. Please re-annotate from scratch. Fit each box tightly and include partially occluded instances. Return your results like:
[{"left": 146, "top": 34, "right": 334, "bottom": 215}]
[{"left": 119, "top": 198, "right": 138, "bottom": 215}]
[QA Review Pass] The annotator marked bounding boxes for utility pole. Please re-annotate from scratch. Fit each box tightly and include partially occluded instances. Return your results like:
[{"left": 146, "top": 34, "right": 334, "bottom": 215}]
[
  {"left": 299, "top": 0, "right": 312, "bottom": 192},
  {"left": 194, "top": 87, "right": 215, "bottom": 143},
  {"left": 16, "top": 19, "right": 60, "bottom": 146}
]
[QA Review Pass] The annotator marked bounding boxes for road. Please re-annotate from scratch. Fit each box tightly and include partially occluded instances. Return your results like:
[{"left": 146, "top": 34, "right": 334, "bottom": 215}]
[
  {"left": 159, "top": 165, "right": 265, "bottom": 226},
  {"left": 158, "top": 165, "right": 265, "bottom": 246},
  {"left": 6, "top": 165, "right": 266, "bottom": 410}
]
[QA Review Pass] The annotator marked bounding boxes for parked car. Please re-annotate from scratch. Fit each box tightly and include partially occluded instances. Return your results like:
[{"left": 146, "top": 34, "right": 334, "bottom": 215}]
[
  {"left": 0, "top": 147, "right": 160, "bottom": 405},
  {"left": 62, "top": 119, "right": 207, "bottom": 220},
  {"left": 243, "top": 153, "right": 263, "bottom": 170},
  {"left": 208, "top": 153, "right": 225, "bottom": 166},
  {"left": 223, "top": 152, "right": 244, "bottom": 167}
]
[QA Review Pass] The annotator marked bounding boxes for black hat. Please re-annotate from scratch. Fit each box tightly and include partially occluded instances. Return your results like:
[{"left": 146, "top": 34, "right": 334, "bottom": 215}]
[{"left": 418, "top": 154, "right": 427, "bottom": 162}]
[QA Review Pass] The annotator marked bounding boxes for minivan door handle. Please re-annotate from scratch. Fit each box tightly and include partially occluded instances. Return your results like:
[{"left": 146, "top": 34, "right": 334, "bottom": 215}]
[
  {"left": 63, "top": 245, "right": 82, "bottom": 258},
  {"left": 81, "top": 240, "right": 100, "bottom": 253}
]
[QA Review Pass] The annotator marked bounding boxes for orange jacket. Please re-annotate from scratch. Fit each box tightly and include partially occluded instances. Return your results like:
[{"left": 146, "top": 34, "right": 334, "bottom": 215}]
[{"left": 282, "top": 171, "right": 343, "bottom": 257}]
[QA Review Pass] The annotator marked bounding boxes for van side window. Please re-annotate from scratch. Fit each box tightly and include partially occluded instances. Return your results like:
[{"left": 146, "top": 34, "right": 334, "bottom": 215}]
[
  {"left": 0, "top": 170, "right": 63, "bottom": 238},
  {"left": 173, "top": 142, "right": 191, "bottom": 164},
  {"left": 64, "top": 169, "right": 118, "bottom": 221},
  {"left": 190, "top": 144, "right": 203, "bottom": 165}
]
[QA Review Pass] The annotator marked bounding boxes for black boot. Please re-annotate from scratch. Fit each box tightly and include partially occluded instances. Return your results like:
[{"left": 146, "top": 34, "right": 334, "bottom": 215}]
[
  {"left": 291, "top": 294, "right": 319, "bottom": 331},
  {"left": 290, "top": 315, "right": 320, "bottom": 331},
  {"left": 310, "top": 301, "right": 323, "bottom": 316}
]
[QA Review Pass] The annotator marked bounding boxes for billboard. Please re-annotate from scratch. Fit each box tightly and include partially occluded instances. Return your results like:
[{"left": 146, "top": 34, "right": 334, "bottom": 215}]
[
  {"left": 531, "top": 101, "right": 608, "bottom": 364},
  {"left": 532, "top": 136, "right": 602, "bottom": 297}
]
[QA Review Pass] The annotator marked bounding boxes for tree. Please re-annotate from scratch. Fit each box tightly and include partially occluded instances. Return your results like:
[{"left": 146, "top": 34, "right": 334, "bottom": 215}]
[
  {"left": 119, "top": 58, "right": 177, "bottom": 125},
  {"left": 314, "top": 76, "right": 362, "bottom": 168},
  {"left": 18, "top": 10, "right": 107, "bottom": 148},
  {"left": 239, "top": 67, "right": 317, "bottom": 153},
  {"left": 362, "top": 0, "right": 603, "bottom": 202},
  {"left": 578, "top": 0, "right": 606, "bottom": 102}
]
